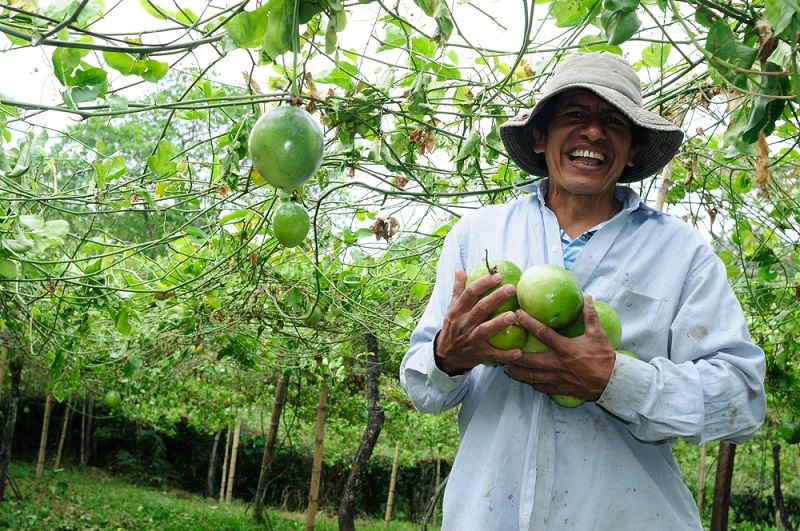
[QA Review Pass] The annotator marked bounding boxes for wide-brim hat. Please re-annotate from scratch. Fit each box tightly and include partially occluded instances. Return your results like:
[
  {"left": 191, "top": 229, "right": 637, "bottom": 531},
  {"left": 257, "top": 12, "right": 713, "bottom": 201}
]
[{"left": 499, "top": 52, "right": 684, "bottom": 183}]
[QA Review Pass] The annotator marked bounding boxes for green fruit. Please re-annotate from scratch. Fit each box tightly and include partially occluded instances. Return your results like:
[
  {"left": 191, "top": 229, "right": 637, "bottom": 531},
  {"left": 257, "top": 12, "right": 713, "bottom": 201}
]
[
  {"left": 305, "top": 305, "right": 323, "bottom": 326},
  {"left": 248, "top": 106, "right": 324, "bottom": 189},
  {"left": 550, "top": 394, "right": 585, "bottom": 408},
  {"left": 558, "top": 300, "right": 623, "bottom": 349},
  {"left": 522, "top": 333, "right": 549, "bottom": 353},
  {"left": 488, "top": 322, "right": 527, "bottom": 350},
  {"left": 104, "top": 390, "right": 121, "bottom": 409},
  {"left": 273, "top": 202, "right": 310, "bottom": 247},
  {"left": 466, "top": 259, "right": 523, "bottom": 314},
  {"left": 782, "top": 422, "right": 800, "bottom": 444},
  {"left": 617, "top": 349, "right": 638, "bottom": 359},
  {"left": 517, "top": 264, "right": 583, "bottom": 329}
]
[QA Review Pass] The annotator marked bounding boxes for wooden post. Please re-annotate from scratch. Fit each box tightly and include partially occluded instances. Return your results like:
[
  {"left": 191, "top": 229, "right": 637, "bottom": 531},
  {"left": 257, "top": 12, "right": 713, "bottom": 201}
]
[
  {"left": 306, "top": 373, "right": 329, "bottom": 531},
  {"left": 697, "top": 443, "right": 707, "bottom": 512},
  {"left": 219, "top": 425, "right": 231, "bottom": 503},
  {"left": 433, "top": 457, "right": 441, "bottom": 527},
  {"left": 385, "top": 441, "right": 401, "bottom": 526},
  {"left": 225, "top": 417, "right": 242, "bottom": 504},
  {"left": 710, "top": 441, "right": 736, "bottom": 531},
  {"left": 255, "top": 374, "right": 290, "bottom": 521},
  {"left": 35, "top": 393, "right": 53, "bottom": 479},
  {"left": 54, "top": 395, "right": 72, "bottom": 470}
]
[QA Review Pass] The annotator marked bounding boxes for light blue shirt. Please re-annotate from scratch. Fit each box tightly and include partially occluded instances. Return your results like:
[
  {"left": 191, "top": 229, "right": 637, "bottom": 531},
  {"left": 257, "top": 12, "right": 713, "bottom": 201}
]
[{"left": 400, "top": 179, "right": 766, "bottom": 531}]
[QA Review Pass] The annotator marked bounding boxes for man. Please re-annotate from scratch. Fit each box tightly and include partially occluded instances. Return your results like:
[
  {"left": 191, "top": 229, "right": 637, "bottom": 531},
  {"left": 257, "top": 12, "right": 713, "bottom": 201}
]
[{"left": 400, "top": 52, "right": 766, "bottom": 530}]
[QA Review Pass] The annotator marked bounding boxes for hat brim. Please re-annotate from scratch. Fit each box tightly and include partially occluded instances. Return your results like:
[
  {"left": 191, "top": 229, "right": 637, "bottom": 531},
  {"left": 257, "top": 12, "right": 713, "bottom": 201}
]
[{"left": 499, "top": 85, "right": 684, "bottom": 183}]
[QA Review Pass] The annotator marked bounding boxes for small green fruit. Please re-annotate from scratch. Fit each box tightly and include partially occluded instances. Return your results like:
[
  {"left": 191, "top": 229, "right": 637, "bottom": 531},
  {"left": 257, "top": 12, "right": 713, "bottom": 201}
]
[
  {"left": 782, "top": 422, "right": 800, "bottom": 444},
  {"left": 466, "top": 259, "right": 523, "bottom": 314},
  {"left": 488, "top": 322, "right": 527, "bottom": 350},
  {"left": 558, "top": 300, "right": 623, "bottom": 349},
  {"left": 550, "top": 394, "right": 586, "bottom": 408},
  {"left": 273, "top": 202, "right": 310, "bottom": 247},
  {"left": 104, "top": 390, "right": 121, "bottom": 409}
]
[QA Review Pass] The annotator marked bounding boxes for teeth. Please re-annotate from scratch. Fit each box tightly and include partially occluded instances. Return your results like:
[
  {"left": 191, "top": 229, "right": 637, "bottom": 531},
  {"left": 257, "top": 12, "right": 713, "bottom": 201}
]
[{"left": 570, "top": 150, "right": 605, "bottom": 162}]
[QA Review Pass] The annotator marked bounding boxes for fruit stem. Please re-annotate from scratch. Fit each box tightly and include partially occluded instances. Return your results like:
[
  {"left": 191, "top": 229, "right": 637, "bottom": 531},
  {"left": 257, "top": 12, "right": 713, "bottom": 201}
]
[{"left": 484, "top": 249, "right": 497, "bottom": 275}]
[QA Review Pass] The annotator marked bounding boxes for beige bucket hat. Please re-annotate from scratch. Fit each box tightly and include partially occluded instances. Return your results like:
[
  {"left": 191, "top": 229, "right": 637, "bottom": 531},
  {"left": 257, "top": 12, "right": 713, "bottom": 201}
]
[{"left": 499, "top": 52, "right": 684, "bottom": 183}]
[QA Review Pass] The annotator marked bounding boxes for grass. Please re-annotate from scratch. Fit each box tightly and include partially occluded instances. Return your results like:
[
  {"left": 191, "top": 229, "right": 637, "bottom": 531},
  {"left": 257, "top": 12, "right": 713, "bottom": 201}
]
[{"left": 0, "top": 461, "right": 426, "bottom": 530}]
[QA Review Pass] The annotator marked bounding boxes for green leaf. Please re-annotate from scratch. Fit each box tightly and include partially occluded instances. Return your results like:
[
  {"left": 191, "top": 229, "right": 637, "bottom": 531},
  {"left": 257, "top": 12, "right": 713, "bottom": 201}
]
[
  {"left": 704, "top": 20, "right": 758, "bottom": 89},
  {"left": 413, "top": 0, "right": 435, "bottom": 16},
  {"left": 0, "top": 257, "right": 18, "bottom": 278},
  {"left": 766, "top": 0, "right": 800, "bottom": 36},
  {"left": 641, "top": 43, "right": 672, "bottom": 68},
  {"left": 219, "top": 209, "right": 251, "bottom": 225},
  {"left": 262, "top": 0, "right": 295, "bottom": 61},
  {"left": 601, "top": 9, "right": 640, "bottom": 46},
  {"left": 116, "top": 307, "right": 132, "bottom": 336},
  {"left": 412, "top": 36, "right": 436, "bottom": 58},
  {"left": 103, "top": 51, "right": 147, "bottom": 76},
  {"left": 141, "top": 59, "right": 169, "bottom": 83},
  {"left": 227, "top": 5, "right": 269, "bottom": 49},
  {"left": 432, "top": 0, "right": 453, "bottom": 43},
  {"left": 376, "top": 25, "right": 407, "bottom": 52},
  {"left": 604, "top": 0, "right": 639, "bottom": 12},
  {"left": 453, "top": 129, "right": 481, "bottom": 162}
]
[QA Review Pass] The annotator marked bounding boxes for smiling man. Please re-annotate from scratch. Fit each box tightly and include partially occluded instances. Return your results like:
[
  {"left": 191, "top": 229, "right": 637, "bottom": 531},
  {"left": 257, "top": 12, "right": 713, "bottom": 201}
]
[{"left": 400, "top": 52, "right": 766, "bottom": 530}]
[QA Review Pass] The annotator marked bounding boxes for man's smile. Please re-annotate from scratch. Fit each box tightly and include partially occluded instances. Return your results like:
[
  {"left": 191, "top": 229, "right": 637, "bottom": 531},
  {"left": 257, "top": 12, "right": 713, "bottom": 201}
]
[{"left": 568, "top": 149, "right": 605, "bottom": 165}]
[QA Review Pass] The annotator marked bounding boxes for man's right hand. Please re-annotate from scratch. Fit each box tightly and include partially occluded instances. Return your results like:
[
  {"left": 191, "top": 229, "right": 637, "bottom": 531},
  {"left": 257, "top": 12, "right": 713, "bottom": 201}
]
[{"left": 434, "top": 269, "right": 523, "bottom": 375}]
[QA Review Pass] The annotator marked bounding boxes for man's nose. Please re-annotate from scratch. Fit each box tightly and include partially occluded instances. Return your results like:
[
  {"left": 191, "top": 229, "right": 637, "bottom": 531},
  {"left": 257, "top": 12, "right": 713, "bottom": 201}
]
[{"left": 579, "top": 117, "right": 606, "bottom": 140}]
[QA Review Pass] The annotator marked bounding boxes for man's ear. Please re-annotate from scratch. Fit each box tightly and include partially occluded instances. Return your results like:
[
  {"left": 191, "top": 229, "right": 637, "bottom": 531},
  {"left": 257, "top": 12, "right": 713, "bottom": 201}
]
[
  {"left": 626, "top": 144, "right": 637, "bottom": 168},
  {"left": 533, "top": 128, "right": 546, "bottom": 154}
]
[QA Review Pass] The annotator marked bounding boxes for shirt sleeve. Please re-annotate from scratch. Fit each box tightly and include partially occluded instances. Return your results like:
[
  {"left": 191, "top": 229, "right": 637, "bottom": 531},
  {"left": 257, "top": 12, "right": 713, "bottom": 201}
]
[
  {"left": 596, "top": 255, "right": 766, "bottom": 445},
  {"left": 400, "top": 221, "right": 472, "bottom": 414}
]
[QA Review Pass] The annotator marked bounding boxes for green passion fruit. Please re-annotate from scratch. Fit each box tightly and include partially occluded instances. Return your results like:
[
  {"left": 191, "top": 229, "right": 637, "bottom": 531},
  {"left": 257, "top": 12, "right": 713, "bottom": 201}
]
[
  {"left": 558, "top": 300, "right": 623, "bottom": 349},
  {"left": 517, "top": 264, "right": 583, "bottom": 329},
  {"left": 248, "top": 106, "right": 324, "bottom": 190},
  {"left": 273, "top": 201, "right": 311, "bottom": 247},
  {"left": 466, "top": 259, "right": 523, "bottom": 314},
  {"left": 104, "top": 390, "right": 122, "bottom": 409}
]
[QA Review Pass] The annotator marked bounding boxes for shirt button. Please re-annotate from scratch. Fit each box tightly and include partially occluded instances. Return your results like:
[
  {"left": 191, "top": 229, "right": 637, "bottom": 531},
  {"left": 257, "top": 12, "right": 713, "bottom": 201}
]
[{"left": 551, "top": 245, "right": 559, "bottom": 252}]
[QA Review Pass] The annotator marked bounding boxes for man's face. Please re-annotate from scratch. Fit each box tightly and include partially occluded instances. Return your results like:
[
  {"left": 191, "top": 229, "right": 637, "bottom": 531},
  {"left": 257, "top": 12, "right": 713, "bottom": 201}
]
[{"left": 533, "top": 89, "right": 637, "bottom": 198}]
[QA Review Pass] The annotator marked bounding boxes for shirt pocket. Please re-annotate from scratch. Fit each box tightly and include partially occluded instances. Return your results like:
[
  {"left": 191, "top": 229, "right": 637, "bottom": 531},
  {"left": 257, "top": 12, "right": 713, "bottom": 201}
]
[{"left": 585, "top": 276, "right": 664, "bottom": 360}]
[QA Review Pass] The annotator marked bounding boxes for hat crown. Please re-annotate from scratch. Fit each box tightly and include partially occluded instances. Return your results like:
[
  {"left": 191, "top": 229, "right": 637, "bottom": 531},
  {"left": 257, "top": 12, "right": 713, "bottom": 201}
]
[{"left": 544, "top": 52, "right": 643, "bottom": 107}]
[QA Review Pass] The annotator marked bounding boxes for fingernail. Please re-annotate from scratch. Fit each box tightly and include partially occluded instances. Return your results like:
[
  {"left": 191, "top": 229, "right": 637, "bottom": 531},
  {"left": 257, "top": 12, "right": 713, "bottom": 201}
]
[
  {"left": 503, "top": 312, "right": 516, "bottom": 324},
  {"left": 503, "top": 284, "right": 516, "bottom": 294},
  {"left": 492, "top": 273, "right": 502, "bottom": 282}
]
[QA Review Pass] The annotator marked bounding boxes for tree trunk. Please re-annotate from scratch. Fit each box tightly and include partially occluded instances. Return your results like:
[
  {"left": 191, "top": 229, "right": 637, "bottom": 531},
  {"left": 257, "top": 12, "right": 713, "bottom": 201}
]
[
  {"left": 697, "top": 443, "right": 707, "bottom": 512},
  {"left": 255, "top": 373, "right": 290, "bottom": 521},
  {"left": 225, "top": 417, "right": 242, "bottom": 504},
  {"left": 773, "top": 440, "right": 794, "bottom": 531},
  {"left": 219, "top": 425, "right": 232, "bottom": 503},
  {"left": 80, "top": 400, "right": 86, "bottom": 466},
  {"left": 0, "top": 345, "right": 7, "bottom": 406},
  {"left": 35, "top": 393, "right": 53, "bottom": 479},
  {"left": 205, "top": 430, "right": 221, "bottom": 499},
  {"left": 710, "top": 441, "right": 736, "bottom": 531},
  {"left": 384, "top": 441, "right": 401, "bottom": 525},
  {"left": 338, "top": 334, "right": 385, "bottom": 531},
  {"left": 306, "top": 372, "right": 329, "bottom": 531},
  {"left": 84, "top": 400, "right": 93, "bottom": 465},
  {"left": 0, "top": 351, "right": 23, "bottom": 501},
  {"left": 53, "top": 395, "right": 72, "bottom": 470}
]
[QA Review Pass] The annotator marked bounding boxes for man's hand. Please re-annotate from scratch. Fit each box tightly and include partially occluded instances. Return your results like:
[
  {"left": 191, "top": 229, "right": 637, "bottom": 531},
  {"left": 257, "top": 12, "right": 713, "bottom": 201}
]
[
  {"left": 434, "top": 269, "right": 524, "bottom": 375},
  {"left": 505, "top": 295, "right": 616, "bottom": 400}
]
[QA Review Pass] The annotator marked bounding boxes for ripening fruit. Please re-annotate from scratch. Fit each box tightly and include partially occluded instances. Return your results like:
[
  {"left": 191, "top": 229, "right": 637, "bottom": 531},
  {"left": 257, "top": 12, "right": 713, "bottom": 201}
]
[
  {"left": 104, "top": 390, "right": 122, "bottom": 409},
  {"left": 248, "top": 106, "right": 324, "bottom": 190},
  {"left": 466, "top": 259, "right": 523, "bottom": 314},
  {"left": 517, "top": 265, "right": 583, "bottom": 329},
  {"left": 558, "top": 300, "right": 623, "bottom": 349},
  {"left": 273, "top": 201, "right": 310, "bottom": 247}
]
